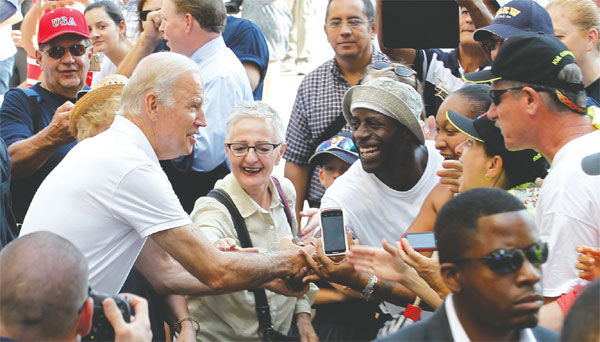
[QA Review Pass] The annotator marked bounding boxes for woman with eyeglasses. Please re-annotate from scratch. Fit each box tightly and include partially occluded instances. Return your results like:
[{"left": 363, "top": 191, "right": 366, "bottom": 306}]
[
  {"left": 84, "top": 1, "right": 132, "bottom": 87},
  {"left": 546, "top": 0, "right": 600, "bottom": 104},
  {"left": 188, "top": 101, "right": 318, "bottom": 341}
]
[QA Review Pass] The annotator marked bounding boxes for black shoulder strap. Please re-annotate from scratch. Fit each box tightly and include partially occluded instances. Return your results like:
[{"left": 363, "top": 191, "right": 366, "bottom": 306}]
[
  {"left": 206, "top": 188, "right": 274, "bottom": 339},
  {"left": 270, "top": 176, "right": 294, "bottom": 235},
  {"left": 14, "top": 88, "right": 43, "bottom": 133}
]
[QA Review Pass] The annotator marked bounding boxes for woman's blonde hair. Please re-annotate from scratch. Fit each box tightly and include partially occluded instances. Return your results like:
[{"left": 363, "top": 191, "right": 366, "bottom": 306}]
[{"left": 547, "top": 0, "right": 600, "bottom": 52}]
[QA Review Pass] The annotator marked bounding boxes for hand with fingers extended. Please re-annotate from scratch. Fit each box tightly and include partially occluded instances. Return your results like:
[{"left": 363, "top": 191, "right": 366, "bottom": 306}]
[
  {"left": 104, "top": 293, "right": 152, "bottom": 342},
  {"left": 437, "top": 160, "right": 463, "bottom": 193},
  {"left": 396, "top": 238, "right": 449, "bottom": 298},
  {"left": 346, "top": 239, "right": 411, "bottom": 284},
  {"left": 302, "top": 232, "right": 362, "bottom": 289},
  {"left": 212, "top": 238, "right": 259, "bottom": 253},
  {"left": 299, "top": 208, "right": 320, "bottom": 238},
  {"left": 576, "top": 245, "right": 600, "bottom": 281}
]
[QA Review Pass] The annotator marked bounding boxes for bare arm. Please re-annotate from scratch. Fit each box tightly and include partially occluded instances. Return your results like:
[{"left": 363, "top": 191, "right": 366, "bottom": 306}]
[
  {"left": 0, "top": 11, "right": 23, "bottom": 28},
  {"left": 284, "top": 161, "right": 310, "bottom": 226},
  {"left": 242, "top": 61, "right": 262, "bottom": 92},
  {"left": 455, "top": 0, "right": 494, "bottom": 29},
  {"left": 9, "top": 101, "right": 75, "bottom": 179},
  {"left": 150, "top": 224, "right": 311, "bottom": 292},
  {"left": 375, "top": 0, "right": 416, "bottom": 65},
  {"left": 164, "top": 295, "right": 197, "bottom": 342},
  {"left": 116, "top": 11, "right": 162, "bottom": 77}
]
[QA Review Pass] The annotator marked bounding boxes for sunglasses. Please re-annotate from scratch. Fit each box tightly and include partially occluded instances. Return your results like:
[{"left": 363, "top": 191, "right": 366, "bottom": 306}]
[
  {"left": 456, "top": 241, "right": 548, "bottom": 274},
  {"left": 372, "top": 61, "right": 416, "bottom": 77},
  {"left": 316, "top": 135, "right": 357, "bottom": 153},
  {"left": 489, "top": 86, "right": 552, "bottom": 106},
  {"left": 43, "top": 43, "right": 88, "bottom": 59},
  {"left": 479, "top": 36, "right": 505, "bottom": 55},
  {"left": 139, "top": 9, "right": 160, "bottom": 21}
]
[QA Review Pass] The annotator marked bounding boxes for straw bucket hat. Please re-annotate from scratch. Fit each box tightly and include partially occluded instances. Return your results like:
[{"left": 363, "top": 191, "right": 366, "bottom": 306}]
[
  {"left": 342, "top": 77, "right": 424, "bottom": 144},
  {"left": 69, "top": 74, "right": 128, "bottom": 138}
]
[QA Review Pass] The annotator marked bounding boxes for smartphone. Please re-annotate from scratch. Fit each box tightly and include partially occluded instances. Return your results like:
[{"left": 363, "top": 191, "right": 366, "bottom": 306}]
[
  {"left": 402, "top": 232, "right": 437, "bottom": 252},
  {"left": 381, "top": 0, "right": 459, "bottom": 49},
  {"left": 320, "top": 207, "right": 349, "bottom": 256}
]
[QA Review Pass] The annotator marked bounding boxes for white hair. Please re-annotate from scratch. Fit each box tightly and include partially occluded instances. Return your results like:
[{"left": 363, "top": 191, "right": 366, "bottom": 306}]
[
  {"left": 118, "top": 52, "right": 202, "bottom": 115},
  {"left": 225, "top": 101, "right": 285, "bottom": 142}
]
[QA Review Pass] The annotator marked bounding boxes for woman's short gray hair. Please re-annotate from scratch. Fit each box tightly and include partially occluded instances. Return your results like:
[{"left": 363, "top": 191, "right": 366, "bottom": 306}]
[
  {"left": 118, "top": 52, "right": 202, "bottom": 116},
  {"left": 226, "top": 101, "right": 285, "bottom": 142}
]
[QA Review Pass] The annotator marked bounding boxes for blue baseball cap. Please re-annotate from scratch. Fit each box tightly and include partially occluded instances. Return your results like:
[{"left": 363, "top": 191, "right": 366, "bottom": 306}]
[
  {"left": 309, "top": 132, "right": 359, "bottom": 167},
  {"left": 474, "top": 0, "right": 554, "bottom": 42}
]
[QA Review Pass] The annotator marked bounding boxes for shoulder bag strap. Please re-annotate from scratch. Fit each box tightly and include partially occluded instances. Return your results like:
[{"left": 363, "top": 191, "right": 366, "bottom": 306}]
[
  {"left": 270, "top": 176, "right": 294, "bottom": 235},
  {"left": 206, "top": 189, "right": 275, "bottom": 341}
]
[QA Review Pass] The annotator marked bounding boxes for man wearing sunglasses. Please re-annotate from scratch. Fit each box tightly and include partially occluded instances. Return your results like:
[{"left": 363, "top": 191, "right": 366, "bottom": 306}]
[
  {"left": 0, "top": 8, "right": 91, "bottom": 224},
  {"left": 465, "top": 32, "right": 600, "bottom": 325},
  {"left": 378, "top": 188, "right": 558, "bottom": 341}
]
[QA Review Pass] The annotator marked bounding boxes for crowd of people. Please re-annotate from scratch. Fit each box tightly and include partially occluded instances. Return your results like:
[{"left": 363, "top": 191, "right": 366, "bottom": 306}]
[{"left": 0, "top": 0, "right": 599, "bottom": 341}]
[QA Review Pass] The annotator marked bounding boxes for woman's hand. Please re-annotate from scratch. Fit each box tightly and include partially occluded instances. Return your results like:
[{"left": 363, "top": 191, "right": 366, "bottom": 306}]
[
  {"left": 437, "top": 160, "right": 463, "bottom": 193},
  {"left": 296, "top": 312, "right": 319, "bottom": 342}
]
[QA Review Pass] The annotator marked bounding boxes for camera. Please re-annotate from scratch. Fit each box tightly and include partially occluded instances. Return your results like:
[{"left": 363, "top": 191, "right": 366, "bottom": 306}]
[{"left": 82, "top": 290, "right": 133, "bottom": 342}]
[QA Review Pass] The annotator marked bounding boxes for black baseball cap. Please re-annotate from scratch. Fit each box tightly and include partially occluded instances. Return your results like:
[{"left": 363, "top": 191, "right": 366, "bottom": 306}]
[
  {"left": 464, "top": 32, "right": 584, "bottom": 92},
  {"left": 446, "top": 110, "right": 545, "bottom": 182}
]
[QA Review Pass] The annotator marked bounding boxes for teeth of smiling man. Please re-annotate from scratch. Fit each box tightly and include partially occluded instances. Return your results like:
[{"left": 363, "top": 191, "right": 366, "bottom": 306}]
[{"left": 360, "top": 147, "right": 379, "bottom": 154}]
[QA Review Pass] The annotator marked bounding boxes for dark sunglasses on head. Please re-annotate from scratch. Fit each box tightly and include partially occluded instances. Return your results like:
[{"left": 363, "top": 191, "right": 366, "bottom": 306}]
[
  {"left": 43, "top": 43, "right": 88, "bottom": 59},
  {"left": 455, "top": 241, "right": 548, "bottom": 274},
  {"left": 139, "top": 9, "right": 160, "bottom": 21},
  {"left": 372, "top": 61, "right": 416, "bottom": 77}
]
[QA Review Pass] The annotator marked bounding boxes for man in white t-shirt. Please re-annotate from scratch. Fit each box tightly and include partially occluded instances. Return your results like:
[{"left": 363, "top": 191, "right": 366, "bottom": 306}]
[
  {"left": 20, "top": 52, "right": 313, "bottom": 296},
  {"left": 321, "top": 77, "right": 443, "bottom": 249},
  {"left": 465, "top": 32, "right": 600, "bottom": 311}
]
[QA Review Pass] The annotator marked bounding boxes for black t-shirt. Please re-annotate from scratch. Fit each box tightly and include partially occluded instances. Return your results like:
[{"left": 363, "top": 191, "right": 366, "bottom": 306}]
[{"left": 586, "top": 76, "right": 600, "bottom": 105}]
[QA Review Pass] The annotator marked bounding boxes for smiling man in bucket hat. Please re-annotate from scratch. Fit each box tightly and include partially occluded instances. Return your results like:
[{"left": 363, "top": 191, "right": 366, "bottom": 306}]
[
  {"left": 321, "top": 76, "right": 443, "bottom": 261},
  {"left": 464, "top": 31, "right": 600, "bottom": 315}
]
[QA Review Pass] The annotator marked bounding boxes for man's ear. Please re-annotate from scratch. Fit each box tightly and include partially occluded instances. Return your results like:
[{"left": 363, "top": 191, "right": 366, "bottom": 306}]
[
  {"left": 35, "top": 49, "right": 43, "bottom": 66},
  {"left": 184, "top": 13, "right": 194, "bottom": 33},
  {"left": 76, "top": 298, "right": 93, "bottom": 337},
  {"left": 485, "top": 155, "right": 503, "bottom": 179},
  {"left": 145, "top": 93, "right": 160, "bottom": 121},
  {"left": 440, "top": 263, "right": 462, "bottom": 294}
]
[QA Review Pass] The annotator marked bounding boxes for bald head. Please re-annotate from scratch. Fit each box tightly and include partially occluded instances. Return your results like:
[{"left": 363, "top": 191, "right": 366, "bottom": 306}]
[{"left": 0, "top": 232, "right": 89, "bottom": 340}]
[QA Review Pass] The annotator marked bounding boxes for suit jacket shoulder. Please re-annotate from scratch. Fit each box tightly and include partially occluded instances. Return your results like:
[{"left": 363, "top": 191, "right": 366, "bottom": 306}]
[{"left": 375, "top": 303, "right": 453, "bottom": 341}]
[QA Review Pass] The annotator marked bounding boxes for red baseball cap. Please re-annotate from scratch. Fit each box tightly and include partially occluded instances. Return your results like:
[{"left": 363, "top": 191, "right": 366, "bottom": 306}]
[{"left": 38, "top": 8, "right": 90, "bottom": 44}]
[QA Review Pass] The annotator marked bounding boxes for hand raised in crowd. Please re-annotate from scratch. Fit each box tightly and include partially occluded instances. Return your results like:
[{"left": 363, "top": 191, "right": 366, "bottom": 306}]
[
  {"left": 48, "top": 101, "right": 75, "bottom": 144},
  {"left": 437, "top": 159, "right": 463, "bottom": 193},
  {"left": 394, "top": 238, "right": 449, "bottom": 298},
  {"left": 296, "top": 312, "right": 319, "bottom": 342},
  {"left": 141, "top": 10, "right": 163, "bottom": 46},
  {"left": 576, "top": 245, "right": 600, "bottom": 281},
  {"left": 346, "top": 239, "right": 412, "bottom": 284},
  {"left": 103, "top": 293, "right": 152, "bottom": 342},
  {"left": 302, "top": 232, "right": 363, "bottom": 289},
  {"left": 299, "top": 208, "right": 320, "bottom": 238},
  {"left": 423, "top": 116, "right": 437, "bottom": 141}
]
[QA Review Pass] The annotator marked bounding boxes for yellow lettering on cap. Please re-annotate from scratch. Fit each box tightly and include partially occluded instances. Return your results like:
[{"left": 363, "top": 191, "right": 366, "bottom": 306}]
[
  {"left": 552, "top": 50, "right": 576, "bottom": 65},
  {"left": 509, "top": 8, "right": 521, "bottom": 16},
  {"left": 495, "top": 7, "right": 520, "bottom": 18}
]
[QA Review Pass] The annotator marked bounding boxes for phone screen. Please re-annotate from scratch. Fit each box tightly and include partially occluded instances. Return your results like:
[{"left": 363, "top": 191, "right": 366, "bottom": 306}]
[
  {"left": 404, "top": 232, "right": 437, "bottom": 250},
  {"left": 322, "top": 211, "right": 346, "bottom": 254}
]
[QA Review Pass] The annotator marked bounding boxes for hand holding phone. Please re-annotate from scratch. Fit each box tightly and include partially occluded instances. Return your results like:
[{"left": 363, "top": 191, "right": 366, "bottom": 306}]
[{"left": 320, "top": 207, "right": 349, "bottom": 256}]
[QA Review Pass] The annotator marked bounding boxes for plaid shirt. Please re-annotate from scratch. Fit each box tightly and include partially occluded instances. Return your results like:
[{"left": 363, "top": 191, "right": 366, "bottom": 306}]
[
  {"left": 108, "top": 0, "right": 139, "bottom": 41},
  {"left": 284, "top": 49, "right": 389, "bottom": 203}
]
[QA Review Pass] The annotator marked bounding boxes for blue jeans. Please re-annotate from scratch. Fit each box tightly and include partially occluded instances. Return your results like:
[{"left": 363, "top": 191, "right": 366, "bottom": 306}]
[{"left": 0, "top": 55, "right": 15, "bottom": 95}]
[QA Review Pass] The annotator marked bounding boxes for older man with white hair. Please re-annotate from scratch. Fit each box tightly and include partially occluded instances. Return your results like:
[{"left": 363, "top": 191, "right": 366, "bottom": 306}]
[{"left": 20, "top": 52, "right": 313, "bottom": 298}]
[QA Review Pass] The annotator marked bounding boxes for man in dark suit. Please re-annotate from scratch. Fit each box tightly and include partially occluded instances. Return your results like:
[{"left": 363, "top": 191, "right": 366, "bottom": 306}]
[{"left": 377, "top": 188, "right": 558, "bottom": 341}]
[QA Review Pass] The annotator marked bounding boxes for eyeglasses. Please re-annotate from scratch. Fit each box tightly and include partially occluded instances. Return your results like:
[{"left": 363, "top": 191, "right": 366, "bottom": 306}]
[
  {"left": 372, "top": 61, "right": 417, "bottom": 78},
  {"left": 316, "top": 135, "right": 357, "bottom": 154},
  {"left": 326, "top": 18, "right": 368, "bottom": 29},
  {"left": 455, "top": 241, "right": 548, "bottom": 274},
  {"left": 139, "top": 9, "right": 159, "bottom": 21},
  {"left": 43, "top": 43, "right": 89, "bottom": 59},
  {"left": 489, "top": 86, "right": 553, "bottom": 106},
  {"left": 226, "top": 142, "right": 282, "bottom": 157},
  {"left": 479, "top": 36, "right": 505, "bottom": 56}
]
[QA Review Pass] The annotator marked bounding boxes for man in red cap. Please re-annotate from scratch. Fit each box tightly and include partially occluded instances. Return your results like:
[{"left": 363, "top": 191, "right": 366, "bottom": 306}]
[{"left": 0, "top": 8, "right": 91, "bottom": 224}]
